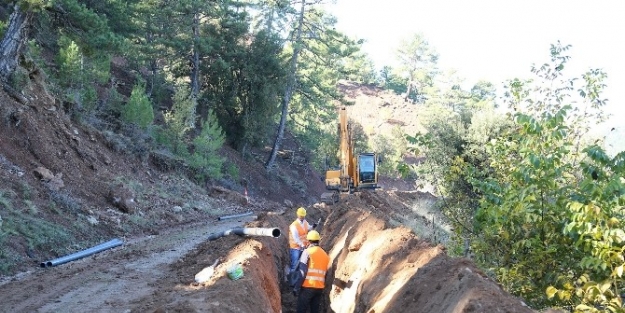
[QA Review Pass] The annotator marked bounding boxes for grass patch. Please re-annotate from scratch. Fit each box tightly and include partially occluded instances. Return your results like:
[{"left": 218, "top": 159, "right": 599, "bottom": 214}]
[
  {"left": 18, "top": 182, "right": 32, "bottom": 201},
  {"left": 0, "top": 239, "right": 19, "bottom": 273},
  {"left": 0, "top": 208, "right": 75, "bottom": 274},
  {"left": 0, "top": 190, "right": 14, "bottom": 210},
  {"left": 114, "top": 176, "right": 145, "bottom": 194},
  {"left": 2, "top": 210, "right": 73, "bottom": 251},
  {"left": 127, "top": 213, "right": 150, "bottom": 227},
  {"left": 23, "top": 200, "right": 38, "bottom": 215}
]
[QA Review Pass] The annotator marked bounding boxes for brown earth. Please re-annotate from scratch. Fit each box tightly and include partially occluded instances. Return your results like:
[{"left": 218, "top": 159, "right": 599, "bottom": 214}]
[{"left": 0, "top": 78, "right": 541, "bottom": 312}]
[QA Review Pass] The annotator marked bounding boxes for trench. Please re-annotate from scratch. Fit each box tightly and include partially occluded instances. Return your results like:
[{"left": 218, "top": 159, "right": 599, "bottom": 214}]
[
  {"left": 272, "top": 204, "right": 443, "bottom": 313},
  {"left": 265, "top": 202, "right": 531, "bottom": 313},
  {"left": 169, "top": 195, "right": 533, "bottom": 313}
]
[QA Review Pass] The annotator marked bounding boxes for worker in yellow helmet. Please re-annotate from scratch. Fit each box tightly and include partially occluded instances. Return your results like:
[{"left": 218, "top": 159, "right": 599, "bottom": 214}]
[
  {"left": 288, "top": 207, "right": 317, "bottom": 281},
  {"left": 292, "top": 230, "right": 330, "bottom": 313}
]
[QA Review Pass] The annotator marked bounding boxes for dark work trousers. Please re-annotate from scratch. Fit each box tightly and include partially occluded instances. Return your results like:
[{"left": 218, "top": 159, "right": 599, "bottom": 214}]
[{"left": 296, "top": 287, "right": 323, "bottom": 313}]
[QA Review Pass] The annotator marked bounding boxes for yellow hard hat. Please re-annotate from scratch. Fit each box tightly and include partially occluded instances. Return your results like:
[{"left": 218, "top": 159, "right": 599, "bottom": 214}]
[
  {"left": 307, "top": 230, "right": 321, "bottom": 241},
  {"left": 296, "top": 207, "right": 307, "bottom": 217}
]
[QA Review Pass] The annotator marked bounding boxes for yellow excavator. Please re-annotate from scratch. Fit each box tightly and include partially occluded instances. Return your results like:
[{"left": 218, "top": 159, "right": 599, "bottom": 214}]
[{"left": 320, "top": 106, "right": 379, "bottom": 204}]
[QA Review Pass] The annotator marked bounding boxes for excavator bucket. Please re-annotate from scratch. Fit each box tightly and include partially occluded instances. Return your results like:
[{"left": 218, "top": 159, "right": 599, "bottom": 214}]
[{"left": 320, "top": 191, "right": 339, "bottom": 205}]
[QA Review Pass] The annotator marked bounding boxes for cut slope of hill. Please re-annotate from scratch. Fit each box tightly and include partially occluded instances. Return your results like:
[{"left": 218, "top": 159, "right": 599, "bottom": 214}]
[
  {"left": 0, "top": 80, "right": 325, "bottom": 275},
  {"left": 337, "top": 81, "right": 427, "bottom": 139}
]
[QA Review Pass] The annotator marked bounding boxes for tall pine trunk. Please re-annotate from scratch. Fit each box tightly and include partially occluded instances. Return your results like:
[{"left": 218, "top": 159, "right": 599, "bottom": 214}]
[
  {"left": 0, "top": 5, "right": 32, "bottom": 82},
  {"left": 190, "top": 12, "right": 200, "bottom": 99},
  {"left": 265, "top": 0, "right": 306, "bottom": 169}
]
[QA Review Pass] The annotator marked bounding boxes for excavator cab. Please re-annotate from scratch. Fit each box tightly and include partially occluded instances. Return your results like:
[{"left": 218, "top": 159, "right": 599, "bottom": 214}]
[{"left": 356, "top": 153, "right": 377, "bottom": 188}]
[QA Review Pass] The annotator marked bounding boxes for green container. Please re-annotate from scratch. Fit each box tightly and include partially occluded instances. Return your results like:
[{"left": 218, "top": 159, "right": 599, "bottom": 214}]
[{"left": 227, "top": 263, "right": 244, "bottom": 281}]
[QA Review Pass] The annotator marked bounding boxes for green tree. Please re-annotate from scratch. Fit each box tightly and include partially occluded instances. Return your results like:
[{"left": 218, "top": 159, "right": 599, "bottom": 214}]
[
  {"left": 56, "top": 36, "right": 82, "bottom": 88},
  {"left": 380, "top": 65, "right": 408, "bottom": 95},
  {"left": 163, "top": 86, "right": 197, "bottom": 153},
  {"left": 395, "top": 33, "right": 439, "bottom": 103},
  {"left": 267, "top": 3, "right": 366, "bottom": 170},
  {"left": 122, "top": 81, "right": 154, "bottom": 129},
  {"left": 187, "top": 109, "right": 226, "bottom": 181},
  {"left": 466, "top": 43, "right": 621, "bottom": 310},
  {"left": 265, "top": 0, "right": 308, "bottom": 169},
  {"left": 235, "top": 30, "right": 285, "bottom": 151}
]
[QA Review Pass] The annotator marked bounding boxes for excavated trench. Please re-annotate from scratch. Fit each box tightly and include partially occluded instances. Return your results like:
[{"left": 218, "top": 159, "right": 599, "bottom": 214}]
[{"left": 157, "top": 192, "right": 535, "bottom": 313}]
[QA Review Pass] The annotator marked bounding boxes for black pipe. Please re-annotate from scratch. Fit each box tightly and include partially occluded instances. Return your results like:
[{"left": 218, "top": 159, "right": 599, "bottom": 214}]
[
  {"left": 41, "top": 238, "right": 123, "bottom": 268},
  {"left": 217, "top": 211, "right": 254, "bottom": 221},
  {"left": 208, "top": 227, "right": 281, "bottom": 241}
]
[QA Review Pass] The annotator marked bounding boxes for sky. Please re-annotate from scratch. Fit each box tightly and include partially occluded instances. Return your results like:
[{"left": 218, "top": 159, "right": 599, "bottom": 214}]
[{"left": 325, "top": 0, "right": 624, "bottom": 155}]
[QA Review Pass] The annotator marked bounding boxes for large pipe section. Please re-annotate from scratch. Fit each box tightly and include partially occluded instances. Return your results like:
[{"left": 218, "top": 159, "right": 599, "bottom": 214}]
[
  {"left": 217, "top": 211, "right": 254, "bottom": 221},
  {"left": 40, "top": 238, "right": 123, "bottom": 268},
  {"left": 208, "top": 227, "right": 281, "bottom": 241}
]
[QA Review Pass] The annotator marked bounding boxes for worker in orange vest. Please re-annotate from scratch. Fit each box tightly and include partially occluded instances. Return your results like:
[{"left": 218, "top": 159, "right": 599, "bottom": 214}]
[
  {"left": 288, "top": 207, "right": 316, "bottom": 280},
  {"left": 292, "top": 230, "right": 330, "bottom": 313}
]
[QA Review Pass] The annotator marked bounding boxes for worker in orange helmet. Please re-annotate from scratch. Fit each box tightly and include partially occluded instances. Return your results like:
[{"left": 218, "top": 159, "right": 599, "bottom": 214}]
[
  {"left": 292, "top": 230, "right": 330, "bottom": 313},
  {"left": 288, "top": 207, "right": 317, "bottom": 282}
]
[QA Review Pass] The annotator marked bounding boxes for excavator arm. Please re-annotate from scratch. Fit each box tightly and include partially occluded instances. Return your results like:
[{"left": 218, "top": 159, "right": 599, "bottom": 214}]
[{"left": 321, "top": 106, "right": 379, "bottom": 205}]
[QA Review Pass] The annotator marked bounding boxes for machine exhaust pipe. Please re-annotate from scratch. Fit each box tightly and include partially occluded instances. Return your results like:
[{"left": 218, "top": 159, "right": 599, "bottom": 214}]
[
  {"left": 41, "top": 238, "right": 124, "bottom": 268},
  {"left": 208, "top": 227, "right": 281, "bottom": 241}
]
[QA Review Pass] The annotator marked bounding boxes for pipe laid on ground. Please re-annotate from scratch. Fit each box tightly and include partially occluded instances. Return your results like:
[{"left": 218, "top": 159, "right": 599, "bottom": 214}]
[
  {"left": 41, "top": 238, "right": 123, "bottom": 268},
  {"left": 217, "top": 211, "right": 254, "bottom": 221},
  {"left": 208, "top": 227, "right": 281, "bottom": 241}
]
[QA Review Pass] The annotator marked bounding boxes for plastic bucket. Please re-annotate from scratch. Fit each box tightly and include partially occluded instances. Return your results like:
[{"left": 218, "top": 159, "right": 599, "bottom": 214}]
[{"left": 227, "top": 263, "right": 244, "bottom": 280}]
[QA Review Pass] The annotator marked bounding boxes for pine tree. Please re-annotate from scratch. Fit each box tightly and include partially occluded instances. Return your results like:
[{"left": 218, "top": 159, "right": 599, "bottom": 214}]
[
  {"left": 122, "top": 81, "right": 154, "bottom": 129},
  {"left": 188, "top": 109, "right": 226, "bottom": 181}
]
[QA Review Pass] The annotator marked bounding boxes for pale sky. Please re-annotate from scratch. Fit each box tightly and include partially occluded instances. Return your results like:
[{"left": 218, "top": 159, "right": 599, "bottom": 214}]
[{"left": 326, "top": 0, "right": 624, "bottom": 154}]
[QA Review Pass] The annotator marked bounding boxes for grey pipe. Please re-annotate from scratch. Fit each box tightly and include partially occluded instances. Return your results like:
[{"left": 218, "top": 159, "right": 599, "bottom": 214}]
[
  {"left": 41, "top": 238, "right": 123, "bottom": 268},
  {"left": 218, "top": 211, "right": 254, "bottom": 221},
  {"left": 208, "top": 227, "right": 281, "bottom": 241}
]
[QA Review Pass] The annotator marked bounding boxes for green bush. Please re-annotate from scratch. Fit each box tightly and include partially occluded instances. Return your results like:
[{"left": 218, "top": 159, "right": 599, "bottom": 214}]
[
  {"left": 163, "top": 86, "right": 196, "bottom": 154},
  {"left": 122, "top": 81, "right": 154, "bottom": 129},
  {"left": 187, "top": 109, "right": 225, "bottom": 181},
  {"left": 225, "top": 163, "right": 239, "bottom": 180}
]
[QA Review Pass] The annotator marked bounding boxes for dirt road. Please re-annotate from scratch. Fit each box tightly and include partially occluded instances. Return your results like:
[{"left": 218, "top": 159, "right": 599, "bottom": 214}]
[{"left": 0, "top": 216, "right": 257, "bottom": 313}]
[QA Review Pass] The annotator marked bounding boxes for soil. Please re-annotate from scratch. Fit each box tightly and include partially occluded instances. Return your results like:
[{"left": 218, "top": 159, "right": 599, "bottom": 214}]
[{"left": 0, "top": 78, "right": 541, "bottom": 312}]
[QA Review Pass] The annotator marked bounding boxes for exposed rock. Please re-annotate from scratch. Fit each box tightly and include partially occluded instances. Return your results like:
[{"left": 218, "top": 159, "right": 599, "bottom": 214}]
[
  {"left": 108, "top": 184, "right": 137, "bottom": 214},
  {"left": 33, "top": 166, "right": 54, "bottom": 181},
  {"left": 33, "top": 166, "right": 65, "bottom": 191},
  {"left": 46, "top": 173, "right": 65, "bottom": 191},
  {"left": 209, "top": 185, "right": 247, "bottom": 205}
]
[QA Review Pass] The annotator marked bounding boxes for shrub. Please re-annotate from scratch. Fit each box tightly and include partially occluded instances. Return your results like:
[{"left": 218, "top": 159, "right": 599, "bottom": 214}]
[
  {"left": 122, "top": 81, "right": 154, "bottom": 129},
  {"left": 187, "top": 109, "right": 225, "bottom": 181}
]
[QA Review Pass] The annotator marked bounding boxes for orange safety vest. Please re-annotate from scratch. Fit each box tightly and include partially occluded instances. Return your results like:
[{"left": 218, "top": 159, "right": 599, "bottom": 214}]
[
  {"left": 302, "top": 246, "right": 330, "bottom": 289},
  {"left": 289, "top": 219, "right": 310, "bottom": 249}
]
